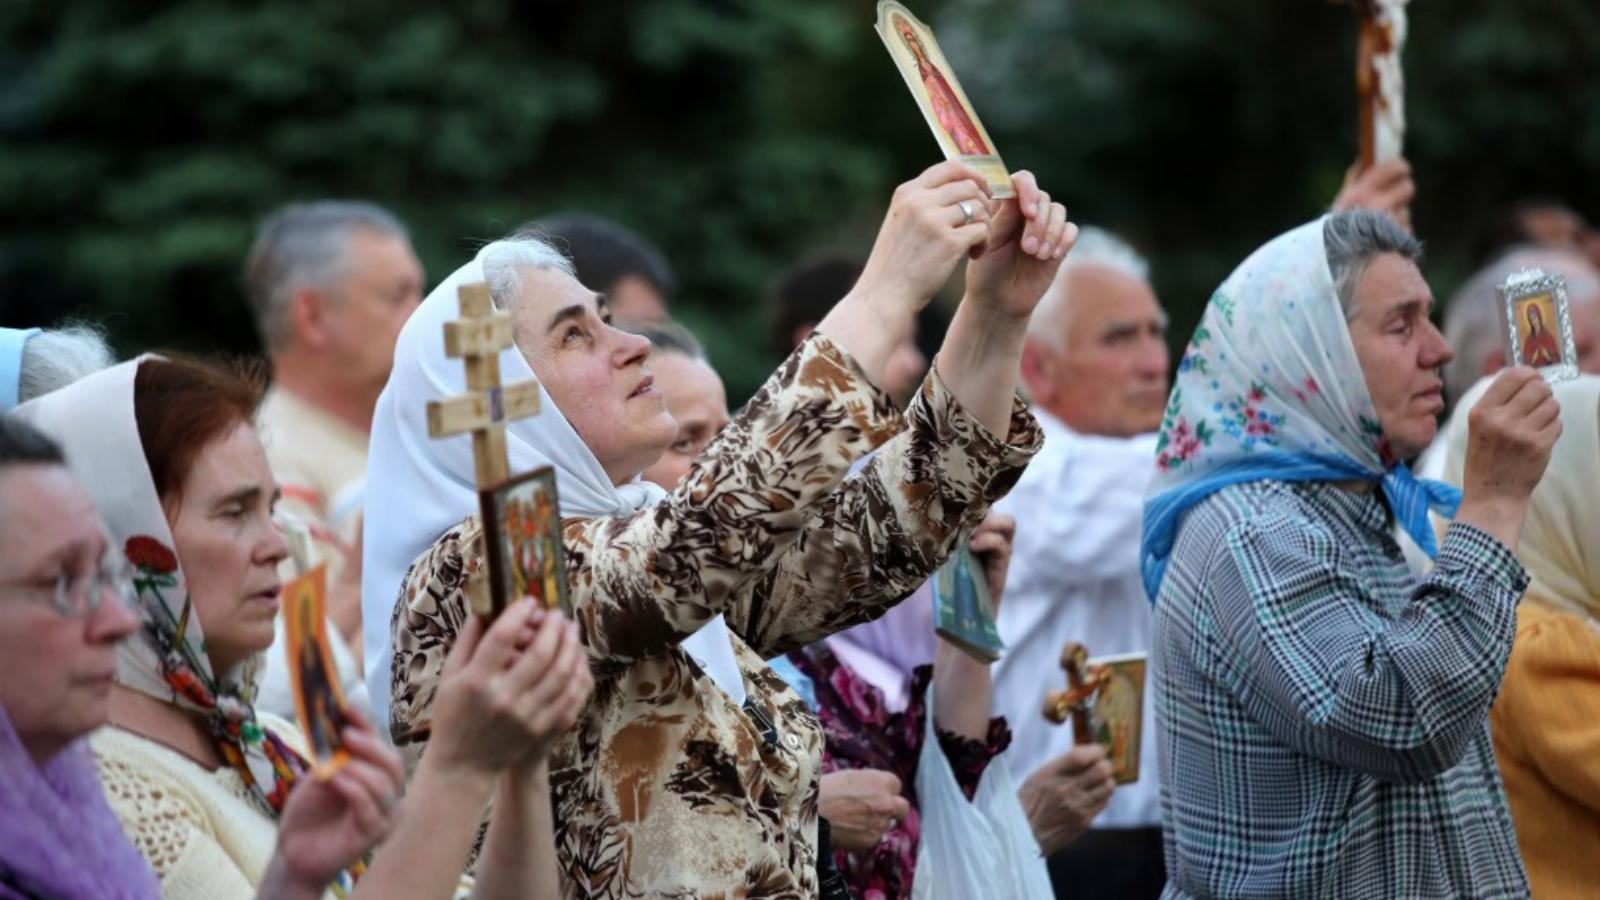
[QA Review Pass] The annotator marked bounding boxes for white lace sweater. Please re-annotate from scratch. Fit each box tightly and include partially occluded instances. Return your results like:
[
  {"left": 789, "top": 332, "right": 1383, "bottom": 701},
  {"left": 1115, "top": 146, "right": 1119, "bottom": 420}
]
[{"left": 89, "top": 712, "right": 333, "bottom": 900}]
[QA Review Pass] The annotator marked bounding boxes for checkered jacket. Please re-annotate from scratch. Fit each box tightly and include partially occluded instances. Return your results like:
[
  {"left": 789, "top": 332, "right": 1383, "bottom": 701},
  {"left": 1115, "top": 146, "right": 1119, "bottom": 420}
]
[{"left": 1152, "top": 479, "right": 1530, "bottom": 899}]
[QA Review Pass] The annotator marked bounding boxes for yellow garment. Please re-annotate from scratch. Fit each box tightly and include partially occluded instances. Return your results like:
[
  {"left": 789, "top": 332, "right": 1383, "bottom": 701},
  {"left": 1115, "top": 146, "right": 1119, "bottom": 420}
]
[
  {"left": 1444, "top": 376, "right": 1600, "bottom": 898},
  {"left": 1490, "top": 604, "right": 1600, "bottom": 900},
  {"left": 90, "top": 713, "right": 335, "bottom": 900},
  {"left": 257, "top": 385, "right": 369, "bottom": 578},
  {"left": 255, "top": 385, "right": 375, "bottom": 723}
]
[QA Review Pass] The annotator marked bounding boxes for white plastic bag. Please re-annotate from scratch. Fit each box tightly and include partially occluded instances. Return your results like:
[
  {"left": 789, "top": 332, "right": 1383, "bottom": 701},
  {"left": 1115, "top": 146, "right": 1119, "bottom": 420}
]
[{"left": 912, "top": 684, "right": 1054, "bottom": 899}]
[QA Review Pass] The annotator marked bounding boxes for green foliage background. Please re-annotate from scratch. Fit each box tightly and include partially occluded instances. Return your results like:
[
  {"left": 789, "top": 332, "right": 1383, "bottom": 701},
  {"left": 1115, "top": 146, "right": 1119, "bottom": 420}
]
[{"left": 3, "top": 0, "right": 1597, "bottom": 403}]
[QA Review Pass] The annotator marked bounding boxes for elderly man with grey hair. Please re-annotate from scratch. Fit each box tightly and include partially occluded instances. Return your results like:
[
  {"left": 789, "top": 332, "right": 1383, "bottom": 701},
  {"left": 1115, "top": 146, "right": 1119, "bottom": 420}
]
[
  {"left": 990, "top": 226, "right": 1168, "bottom": 900},
  {"left": 244, "top": 200, "right": 424, "bottom": 719},
  {"left": 1149, "top": 210, "right": 1559, "bottom": 898}
]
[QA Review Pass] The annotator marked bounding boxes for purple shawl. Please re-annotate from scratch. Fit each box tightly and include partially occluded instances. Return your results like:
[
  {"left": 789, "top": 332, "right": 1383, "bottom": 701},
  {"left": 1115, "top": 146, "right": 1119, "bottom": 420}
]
[{"left": 0, "top": 706, "right": 159, "bottom": 899}]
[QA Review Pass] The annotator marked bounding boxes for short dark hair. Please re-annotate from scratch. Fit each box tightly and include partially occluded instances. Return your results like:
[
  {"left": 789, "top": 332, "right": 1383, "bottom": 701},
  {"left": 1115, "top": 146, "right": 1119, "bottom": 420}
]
[
  {"left": 535, "top": 214, "right": 676, "bottom": 300},
  {"left": 0, "top": 415, "right": 65, "bottom": 467},
  {"left": 769, "top": 255, "right": 863, "bottom": 355}
]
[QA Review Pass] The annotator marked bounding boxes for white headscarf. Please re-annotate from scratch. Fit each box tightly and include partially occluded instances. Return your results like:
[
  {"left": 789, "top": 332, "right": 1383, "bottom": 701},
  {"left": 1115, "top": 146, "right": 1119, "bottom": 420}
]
[{"left": 363, "top": 241, "right": 742, "bottom": 728}]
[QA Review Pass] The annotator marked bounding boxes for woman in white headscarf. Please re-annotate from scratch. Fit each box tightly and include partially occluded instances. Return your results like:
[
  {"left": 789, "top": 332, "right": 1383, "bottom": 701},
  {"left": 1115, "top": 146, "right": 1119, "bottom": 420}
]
[
  {"left": 1443, "top": 375, "right": 1600, "bottom": 900},
  {"left": 369, "top": 161, "right": 1073, "bottom": 897},
  {"left": 12, "top": 354, "right": 590, "bottom": 899}
]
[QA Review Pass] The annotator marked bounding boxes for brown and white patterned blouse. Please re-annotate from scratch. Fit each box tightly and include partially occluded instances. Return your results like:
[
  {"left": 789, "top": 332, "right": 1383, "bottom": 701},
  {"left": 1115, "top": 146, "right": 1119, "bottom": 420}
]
[{"left": 387, "top": 334, "right": 1042, "bottom": 899}]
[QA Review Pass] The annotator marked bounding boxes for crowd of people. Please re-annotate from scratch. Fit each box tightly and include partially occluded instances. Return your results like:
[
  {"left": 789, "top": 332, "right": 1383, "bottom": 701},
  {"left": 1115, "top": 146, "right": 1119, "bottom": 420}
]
[{"left": 2, "top": 146, "right": 1599, "bottom": 900}]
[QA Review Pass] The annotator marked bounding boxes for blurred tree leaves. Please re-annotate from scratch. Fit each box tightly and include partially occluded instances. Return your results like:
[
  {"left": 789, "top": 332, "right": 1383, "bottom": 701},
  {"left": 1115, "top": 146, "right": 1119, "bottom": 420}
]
[{"left": 2, "top": 0, "right": 1597, "bottom": 403}]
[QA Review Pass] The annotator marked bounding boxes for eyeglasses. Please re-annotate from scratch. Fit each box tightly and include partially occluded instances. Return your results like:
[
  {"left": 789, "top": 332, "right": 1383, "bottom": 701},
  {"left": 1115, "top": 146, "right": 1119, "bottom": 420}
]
[{"left": 6, "top": 558, "right": 139, "bottom": 619}]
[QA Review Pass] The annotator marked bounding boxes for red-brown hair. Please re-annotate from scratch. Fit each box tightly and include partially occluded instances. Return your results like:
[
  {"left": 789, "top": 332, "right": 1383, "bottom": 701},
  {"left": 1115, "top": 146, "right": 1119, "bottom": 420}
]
[{"left": 133, "top": 356, "right": 267, "bottom": 509}]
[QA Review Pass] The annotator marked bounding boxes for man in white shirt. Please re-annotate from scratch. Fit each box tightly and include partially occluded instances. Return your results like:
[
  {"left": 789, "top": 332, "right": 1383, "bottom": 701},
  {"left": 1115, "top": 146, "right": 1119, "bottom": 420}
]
[
  {"left": 992, "top": 228, "right": 1169, "bottom": 899},
  {"left": 243, "top": 200, "right": 425, "bottom": 719}
]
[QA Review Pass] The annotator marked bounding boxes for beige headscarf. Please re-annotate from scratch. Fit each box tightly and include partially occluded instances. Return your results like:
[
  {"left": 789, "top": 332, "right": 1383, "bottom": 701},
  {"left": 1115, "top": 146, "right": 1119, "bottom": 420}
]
[{"left": 1441, "top": 375, "right": 1600, "bottom": 623}]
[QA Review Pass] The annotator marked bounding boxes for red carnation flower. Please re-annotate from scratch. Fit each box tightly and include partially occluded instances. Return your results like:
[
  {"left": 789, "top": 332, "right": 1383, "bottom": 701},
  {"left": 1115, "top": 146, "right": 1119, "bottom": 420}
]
[{"left": 126, "top": 536, "right": 179, "bottom": 573}]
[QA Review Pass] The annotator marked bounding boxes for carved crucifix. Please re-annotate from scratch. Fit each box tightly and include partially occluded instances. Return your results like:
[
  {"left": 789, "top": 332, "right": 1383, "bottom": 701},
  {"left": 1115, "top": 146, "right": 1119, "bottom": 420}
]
[
  {"left": 426, "top": 281, "right": 542, "bottom": 615},
  {"left": 1041, "top": 642, "right": 1108, "bottom": 746},
  {"left": 1340, "top": 0, "right": 1410, "bottom": 173}
]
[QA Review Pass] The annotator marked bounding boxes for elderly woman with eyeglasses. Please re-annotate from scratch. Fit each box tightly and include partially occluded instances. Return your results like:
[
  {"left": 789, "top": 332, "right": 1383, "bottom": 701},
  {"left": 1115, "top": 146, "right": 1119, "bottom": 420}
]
[
  {"left": 6, "top": 354, "right": 590, "bottom": 900},
  {"left": 0, "top": 414, "right": 387, "bottom": 900}
]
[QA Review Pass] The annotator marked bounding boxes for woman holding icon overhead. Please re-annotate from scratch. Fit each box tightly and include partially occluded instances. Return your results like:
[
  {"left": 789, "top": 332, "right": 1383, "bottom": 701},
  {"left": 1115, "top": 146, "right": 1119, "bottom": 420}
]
[
  {"left": 369, "top": 160, "right": 1074, "bottom": 897},
  {"left": 10, "top": 354, "right": 589, "bottom": 899}
]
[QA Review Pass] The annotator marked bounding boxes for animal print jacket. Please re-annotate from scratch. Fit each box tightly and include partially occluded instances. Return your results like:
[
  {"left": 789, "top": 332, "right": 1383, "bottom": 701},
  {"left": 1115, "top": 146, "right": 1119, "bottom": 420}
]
[{"left": 387, "top": 333, "right": 1042, "bottom": 899}]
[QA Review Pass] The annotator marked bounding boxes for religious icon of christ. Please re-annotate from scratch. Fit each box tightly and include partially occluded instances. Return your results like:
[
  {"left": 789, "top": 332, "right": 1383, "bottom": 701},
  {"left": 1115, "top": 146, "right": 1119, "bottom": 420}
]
[
  {"left": 893, "top": 14, "right": 990, "bottom": 157},
  {"left": 292, "top": 586, "right": 348, "bottom": 763},
  {"left": 1520, "top": 302, "right": 1561, "bottom": 367}
]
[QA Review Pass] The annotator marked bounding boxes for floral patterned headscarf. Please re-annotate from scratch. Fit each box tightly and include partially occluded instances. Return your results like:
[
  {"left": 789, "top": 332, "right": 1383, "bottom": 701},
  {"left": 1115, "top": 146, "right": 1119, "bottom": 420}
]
[
  {"left": 1140, "top": 217, "right": 1460, "bottom": 602},
  {"left": 10, "top": 358, "right": 362, "bottom": 893}
]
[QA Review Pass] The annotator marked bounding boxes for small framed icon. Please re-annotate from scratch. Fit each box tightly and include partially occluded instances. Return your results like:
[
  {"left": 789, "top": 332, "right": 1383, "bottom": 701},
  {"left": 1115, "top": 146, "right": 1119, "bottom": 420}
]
[
  {"left": 1497, "top": 268, "right": 1579, "bottom": 384},
  {"left": 479, "top": 466, "right": 571, "bottom": 617}
]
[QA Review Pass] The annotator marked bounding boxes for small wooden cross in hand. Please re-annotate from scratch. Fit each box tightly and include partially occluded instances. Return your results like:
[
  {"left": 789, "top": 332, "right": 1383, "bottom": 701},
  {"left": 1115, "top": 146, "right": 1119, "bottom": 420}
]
[{"left": 1042, "top": 642, "right": 1108, "bottom": 746}]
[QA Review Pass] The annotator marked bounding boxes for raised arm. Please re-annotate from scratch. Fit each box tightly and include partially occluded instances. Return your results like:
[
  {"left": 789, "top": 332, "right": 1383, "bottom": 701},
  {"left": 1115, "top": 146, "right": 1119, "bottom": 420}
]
[
  {"left": 565, "top": 333, "right": 902, "bottom": 662},
  {"left": 931, "top": 515, "right": 1015, "bottom": 741},
  {"left": 727, "top": 364, "right": 1041, "bottom": 658},
  {"left": 726, "top": 171, "right": 1069, "bottom": 656},
  {"left": 940, "top": 170, "right": 1074, "bottom": 437},
  {"left": 1209, "top": 515, "right": 1526, "bottom": 783},
  {"left": 568, "top": 163, "right": 1025, "bottom": 664}
]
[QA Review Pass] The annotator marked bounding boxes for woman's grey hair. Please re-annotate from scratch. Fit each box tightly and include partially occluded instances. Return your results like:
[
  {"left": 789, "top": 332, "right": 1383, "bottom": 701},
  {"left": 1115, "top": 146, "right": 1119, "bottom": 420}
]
[
  {"left": 18, "top": 323, "right": 115, "bottom": 405},
  {"left": 623, "top": 320, "right": 707, "bottom": 362},
  {"left": 243, "top": 200, "right": 408, "bottom": 350},
  {"left": 480, "top": 229, "right": 578, "bottom": 318},
  {"left": 1323, "top": 210, "right": 1423, "bottom": 320}
]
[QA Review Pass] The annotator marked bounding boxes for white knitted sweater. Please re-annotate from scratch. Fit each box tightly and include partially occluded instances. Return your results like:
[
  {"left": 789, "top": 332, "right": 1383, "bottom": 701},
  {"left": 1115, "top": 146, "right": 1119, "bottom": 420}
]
[{"left": 89, "top": 713, "right": 334, "bottom": 900}]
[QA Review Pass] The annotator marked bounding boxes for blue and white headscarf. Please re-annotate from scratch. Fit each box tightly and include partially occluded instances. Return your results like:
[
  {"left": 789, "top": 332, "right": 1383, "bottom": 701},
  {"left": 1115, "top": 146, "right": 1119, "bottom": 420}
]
[
  {"left": 1140, "top": 217, "right": 1459, "bottom": 602},
  {"left": 1, "top": 326, "right": 40, "bottom": 412}
]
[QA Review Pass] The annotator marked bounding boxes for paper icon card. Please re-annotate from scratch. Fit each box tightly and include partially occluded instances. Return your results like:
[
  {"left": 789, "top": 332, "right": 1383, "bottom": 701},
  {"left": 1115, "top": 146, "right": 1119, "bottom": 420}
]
[
  {"left": 1087, "top": 652, "right": 1146, "bottom": 785},
  {"left": 480, "top": 465, "right": 571, "bottom": 617},
  {"left": 282, "top": 565, "right": 352, "bottom": 778},
  {"left": 875, "top": 1, "right": 1013, "bottom": 198},
  {"left": 933, "top": 545, "right": 1005, "bottom": 663},
  {"left": 1497, "top": 267, "right": 1579, "bottom": 384}
]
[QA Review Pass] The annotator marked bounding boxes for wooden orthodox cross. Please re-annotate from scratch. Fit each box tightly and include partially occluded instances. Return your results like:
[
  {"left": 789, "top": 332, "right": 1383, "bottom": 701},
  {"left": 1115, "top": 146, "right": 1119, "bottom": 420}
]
[
  {"left": 426, "top": 281, "right": 543, "bottom": 616},
  {"left": 1042, "top": 642, "right": 1107, "bottom": 746}
]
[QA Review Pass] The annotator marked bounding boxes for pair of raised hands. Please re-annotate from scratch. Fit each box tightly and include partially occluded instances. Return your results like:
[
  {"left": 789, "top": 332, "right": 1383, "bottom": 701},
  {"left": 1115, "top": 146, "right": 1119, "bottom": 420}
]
[
  {"left": 852, "top": 160, "right": 1077, "bottom": 337},
  {"left": 269, "top": 601, "right": 590, "bottom": 894}
]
